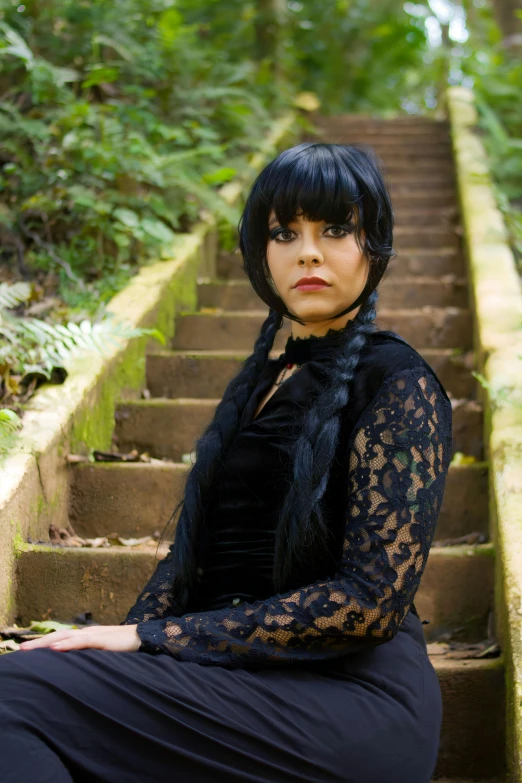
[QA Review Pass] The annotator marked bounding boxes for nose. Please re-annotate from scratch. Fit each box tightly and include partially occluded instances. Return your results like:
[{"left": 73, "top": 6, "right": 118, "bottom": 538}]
[{"left": 297, "top": 231, "right": 324, "bottom": 266}]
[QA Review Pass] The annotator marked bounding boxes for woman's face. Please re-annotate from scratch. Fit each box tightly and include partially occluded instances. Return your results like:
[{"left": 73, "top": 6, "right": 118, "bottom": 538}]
[{"left": 266, "top": 208, "right": 369, "bottom": 335}]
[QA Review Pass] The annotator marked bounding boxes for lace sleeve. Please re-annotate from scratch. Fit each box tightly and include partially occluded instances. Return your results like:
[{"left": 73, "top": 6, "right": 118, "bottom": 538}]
[
  {"left": 120, "top": 543, "right": 178, "bottom": 624},
  {"left": 134, "top": 366, "right": 453, "bottom": 667}
]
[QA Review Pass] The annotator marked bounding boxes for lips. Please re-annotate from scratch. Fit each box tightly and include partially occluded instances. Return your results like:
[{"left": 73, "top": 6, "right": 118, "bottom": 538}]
[{"left": 293, "top": 276, "right": 331, "bottom": 289}]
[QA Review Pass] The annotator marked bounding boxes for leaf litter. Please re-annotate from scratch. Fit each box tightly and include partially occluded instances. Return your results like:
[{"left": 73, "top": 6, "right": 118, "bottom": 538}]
[
  {"left": 1, "top": 614, "right": 100, "bottom": 654},
  {"left": 47, "top": 524, "right": 162, "bottom": 549}
]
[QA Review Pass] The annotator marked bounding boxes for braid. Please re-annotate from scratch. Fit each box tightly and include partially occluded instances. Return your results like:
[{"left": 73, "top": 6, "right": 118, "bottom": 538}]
[
  {"left": 273, "top": 288, "right": 379, "bottom": 591},
  {"left": 165, "top": 307, "right": 283, "bottom": 612}
]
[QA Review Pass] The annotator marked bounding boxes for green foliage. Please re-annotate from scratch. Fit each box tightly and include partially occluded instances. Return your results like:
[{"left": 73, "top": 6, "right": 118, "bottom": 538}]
[
  {"left": 28, "top": 620, "right": 77, "bottom": 633},
  {"left": 0, "top": 280, "right": 165, "bottom": 460},
  {"left": 472, "top": 369, "right": 522, "bottom": 412},
  {"left": 2, "top": 0, "right": 518, "bottom": 312},
  {"left": 177, "top": 0, "right": 440, "bottom": 116},
  {"left": 460, "top": 0, "right": 522, "bottom": 272},
  {"left": 0, "top": 0, "right": 275, "bottom": 309},
  {"left": 0, "top": 407, "right": 22, "bottom": 459},
  {"left": 0, "top": 0, "right": 455, "bottom": 316},
  {"left": 282, "top": 0, "right": 436, "bottom": 115}
]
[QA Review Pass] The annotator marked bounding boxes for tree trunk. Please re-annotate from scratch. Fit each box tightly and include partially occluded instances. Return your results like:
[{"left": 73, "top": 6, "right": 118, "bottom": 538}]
[
  {"left": 491, "top": 0, "right": 522, "bottom": 51},
  {"left": 253, "top": 0, "right": 286, "bottom": 78}
]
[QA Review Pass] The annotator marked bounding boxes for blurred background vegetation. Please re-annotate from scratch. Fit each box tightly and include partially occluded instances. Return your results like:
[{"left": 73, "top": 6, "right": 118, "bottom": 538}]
[{"left": 0, "top": 0, "right": 520, "bottom": 434}]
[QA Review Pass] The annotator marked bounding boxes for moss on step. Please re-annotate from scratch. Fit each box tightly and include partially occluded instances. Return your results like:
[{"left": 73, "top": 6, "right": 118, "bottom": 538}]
[{"left": 69, "top": 233, "right": 203, "bottom": 456}]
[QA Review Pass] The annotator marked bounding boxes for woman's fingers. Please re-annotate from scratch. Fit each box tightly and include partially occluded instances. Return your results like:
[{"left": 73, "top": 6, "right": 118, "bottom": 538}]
[
  {"left": 19, "top": 628, "right": 86, "bottom": 650},
  {"left": 48, "top": 632, "right": 104, "bottom": 652},
  {"left": 18, "top": 625, "right": 141, "bottom": 653}
]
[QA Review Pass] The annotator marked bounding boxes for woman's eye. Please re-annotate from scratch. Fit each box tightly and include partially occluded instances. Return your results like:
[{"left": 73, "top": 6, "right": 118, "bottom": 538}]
[
  {"left": 326, "top": 225, "right": 350, "bottom": 237},
  {"left": 272, "top": 228, "right": 294, "bottom": 242}
]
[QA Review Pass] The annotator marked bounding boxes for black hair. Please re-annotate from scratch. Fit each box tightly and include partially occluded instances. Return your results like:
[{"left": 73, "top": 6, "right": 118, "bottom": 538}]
[{"left": 162, "top": 142, "right": 396, "bottom": 613}]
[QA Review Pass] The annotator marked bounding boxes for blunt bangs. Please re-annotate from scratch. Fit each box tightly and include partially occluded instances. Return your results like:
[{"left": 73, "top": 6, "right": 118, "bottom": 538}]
[{"left": 266, "top": 144, "right": 364, "bottom": 248}]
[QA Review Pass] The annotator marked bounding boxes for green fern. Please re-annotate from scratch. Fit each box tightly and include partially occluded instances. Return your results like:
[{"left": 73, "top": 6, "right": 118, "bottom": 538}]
[
  {"left": 3, "top": 312, "right": 162, "bottom": 367},
  {"left": 0, "top": 282, "right": 33, "bottom": 310},
  {"left": 0, "top": 282, "right": 165, "bottom": 460},
  {"left": 0, "top": 408, "right": 23, "bottom": 461}
]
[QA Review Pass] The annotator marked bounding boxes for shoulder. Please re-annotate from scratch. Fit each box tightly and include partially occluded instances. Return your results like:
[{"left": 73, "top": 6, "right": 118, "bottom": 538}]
[
  {"left": 358, "top": 329, "right": 451, "bottom": 405},
  {"left": 338, "top": 330, "right": 452, "bottom": 436}
]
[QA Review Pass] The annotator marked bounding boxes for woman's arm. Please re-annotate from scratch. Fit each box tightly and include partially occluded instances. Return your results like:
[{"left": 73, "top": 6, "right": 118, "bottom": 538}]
[
  {"left": 120, "top": 543, "right": 178, "bottom": 625},
  {"left": 134, "top": 366, "right": 453, "bottom": 667}
]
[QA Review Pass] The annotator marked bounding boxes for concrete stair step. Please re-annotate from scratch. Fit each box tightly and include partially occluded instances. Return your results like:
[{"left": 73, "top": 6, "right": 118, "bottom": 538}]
[
  {"left": 170, "top": 309, "right": 472, "bottom": 351},
  {"left": 390, "top": 250, "right": 465, "bottom": 277},
  {"left": 197, "top": 276, "right": 468, "bottom": 311},
  {"left": 311, "top": 116, "right": 448, "bottom": 125},
  {"left": 359, "top": 150, "right": 455, "bottom": 162},
  {"left": 431, "top": 656, "right": 505, "bottom": 780},
  {"left": 309, "top": 114, "right": 449, "bottom": 125},
  {"left": 307, "top": 119, "right": 450, "bottom": 135},
  {"left": 15, "top": 543, "right": 494, "bottom": 642},
  {"left": 309, "top": 134, "right": 452, "bottom": 146},
  {"left": 311, "top": 128, "right": 451, "bottom": 139},
  {"left": 113, "top": 396, "right": 482, "bottom": 461},
  {"left": 311, "top": 128, "right": 451, "bottom": 136},
  {"left": 146, "top": 346, "right": 477, "bottom": 400},
  {"left": 393, "top": 227, "right": 460, "bottom": 248},
  {"left": 217, "top": 248, "right": 466, "bottom": 280},
  {"left": 69, "top": 461, "right": 488, "bottom": 543},
  {"left": 390, "top": 193, "right": 458, "bottom": 209},
  {"left": 383, "top": 174, "right": 457, "bottom": 187},
  {"left": 392, "top": 208, "right": 459, "bottom": 226},
  {"left": 305, "top": 136, "right": 453, "bottom": 152},
  {"left": 314, "top": 134, "right": 453, "bottom": 146},
  {"left": 376, "top": 161, "right": 456, "bottom": 173}
]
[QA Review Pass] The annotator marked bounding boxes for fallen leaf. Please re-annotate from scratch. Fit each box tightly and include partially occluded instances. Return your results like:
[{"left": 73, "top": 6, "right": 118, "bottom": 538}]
[
  {"left": 107, "top": 534, "right": 155, "bottom": 547},
  {"left": 475, "top": 643, "right": 501, "bottom": 659},
  {"left": 432, "top": 531, "right": 488, "bottom": 548},
  {"left": 426, "top": 642, "right": 449, "bottom": 655},
  {"left": 49, "top": 524, "right": 88, "bottom": 547},
  {"left": 29, "top": 620, "right": 78, "bottom": 634},
  {"left": 450, "top": 451, "right": 478, "bottom": 466},
  {"left": 84, "top": 537, "right": 111, "bottom": 548},
  {"left": 93, "top": 449, "right": 140, "bottom": 462},
  {"left": 0, "top": 639, "right": 20, "bottom": 654},
  {"left": 426, "top": 637, "right": 501, "bottom": 660}
]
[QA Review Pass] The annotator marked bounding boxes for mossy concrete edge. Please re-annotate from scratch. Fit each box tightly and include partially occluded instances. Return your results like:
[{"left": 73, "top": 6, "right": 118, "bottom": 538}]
[
  {"left": 0, "top": 110, "right": 299, "bottom": 625},
  {"left": 447, "top": 85, "right": 522, "bottom": 782}
]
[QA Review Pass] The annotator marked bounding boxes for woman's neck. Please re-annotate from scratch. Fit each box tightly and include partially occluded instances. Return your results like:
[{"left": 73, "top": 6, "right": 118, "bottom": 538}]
[{"left": 290, "top": 310, "right": 360, "bottom": 340}]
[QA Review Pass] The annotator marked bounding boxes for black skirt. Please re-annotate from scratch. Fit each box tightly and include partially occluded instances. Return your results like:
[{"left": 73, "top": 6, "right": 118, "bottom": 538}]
[{"left": 0, "top": 612, "right": 442, "bottom": 783}]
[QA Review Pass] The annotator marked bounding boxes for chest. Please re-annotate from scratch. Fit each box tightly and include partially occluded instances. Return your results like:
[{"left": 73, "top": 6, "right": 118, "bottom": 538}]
[{"left": 252, "top": 365, "right": 302, "bottom": 421}]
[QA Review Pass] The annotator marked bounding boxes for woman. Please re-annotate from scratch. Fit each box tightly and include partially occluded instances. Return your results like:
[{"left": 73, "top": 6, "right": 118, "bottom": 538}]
[{"left": 0, "top": 142, "right": 453, "bottom": 783}]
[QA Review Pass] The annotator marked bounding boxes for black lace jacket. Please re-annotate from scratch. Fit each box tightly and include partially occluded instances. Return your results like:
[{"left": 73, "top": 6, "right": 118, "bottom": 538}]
[{"left": 121, "top": 330, "right": 453, "bottom": 669}]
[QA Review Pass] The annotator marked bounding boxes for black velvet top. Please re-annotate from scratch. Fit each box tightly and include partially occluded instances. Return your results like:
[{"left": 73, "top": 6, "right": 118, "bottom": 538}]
[{"left": 122, "top": 324, "right": 453, "bottom": 669}]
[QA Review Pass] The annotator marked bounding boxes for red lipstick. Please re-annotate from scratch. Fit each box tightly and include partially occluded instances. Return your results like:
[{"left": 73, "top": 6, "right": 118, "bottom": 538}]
[{"left": 293, "top": 276, "right": 331, "bottom": 291}]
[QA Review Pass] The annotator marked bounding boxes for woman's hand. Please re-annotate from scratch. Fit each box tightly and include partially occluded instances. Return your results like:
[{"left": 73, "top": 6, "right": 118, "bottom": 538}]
[{"left": 18, "top": 624, "right": 142, "bottom": 653}]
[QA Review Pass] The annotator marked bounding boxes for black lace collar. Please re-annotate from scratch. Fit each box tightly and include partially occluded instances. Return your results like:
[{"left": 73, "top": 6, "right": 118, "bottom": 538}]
[{"left": 282, "top": 320, "right": 358, "bottom": 364}]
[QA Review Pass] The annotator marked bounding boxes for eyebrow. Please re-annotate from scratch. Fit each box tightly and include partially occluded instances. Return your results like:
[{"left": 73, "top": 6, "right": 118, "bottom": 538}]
[{"left": 268, "top": 217, "right": 279, "bottom": 227}]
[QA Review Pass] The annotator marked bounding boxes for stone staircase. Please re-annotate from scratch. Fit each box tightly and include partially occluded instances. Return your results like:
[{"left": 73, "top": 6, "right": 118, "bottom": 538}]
[{"left": 15, "top": 115, "right": 505, "bottom": 781}]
